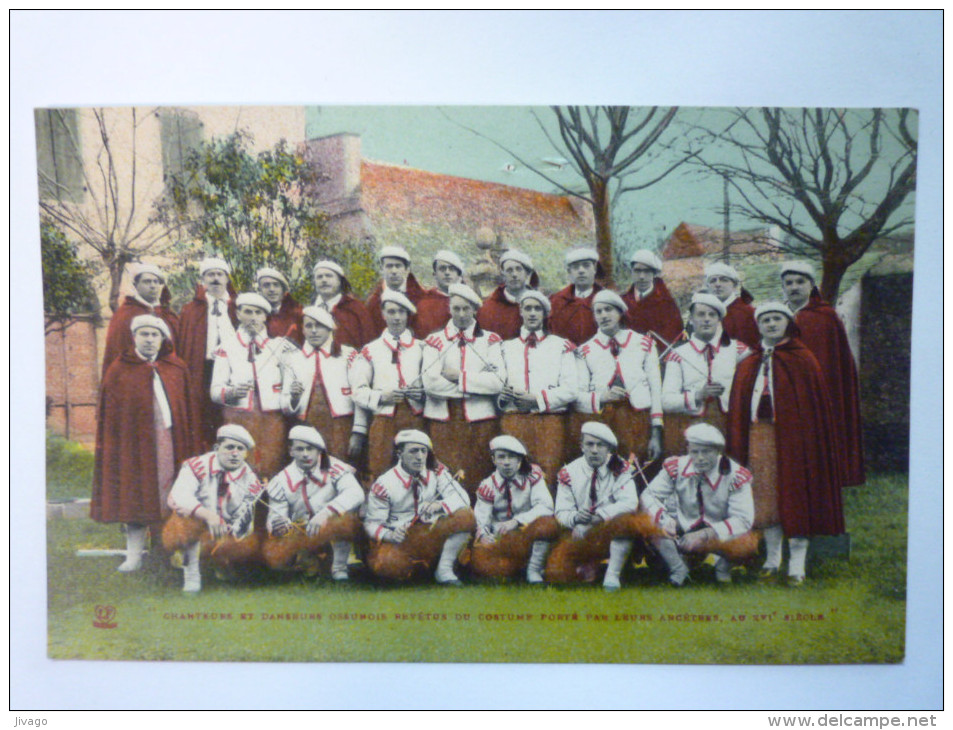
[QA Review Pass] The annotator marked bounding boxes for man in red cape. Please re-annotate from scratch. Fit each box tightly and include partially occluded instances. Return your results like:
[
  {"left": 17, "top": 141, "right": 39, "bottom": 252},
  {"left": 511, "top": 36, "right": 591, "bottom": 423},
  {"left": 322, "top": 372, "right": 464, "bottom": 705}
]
[
  {"left": 705, "top": 261, "right": 759, "bottom": 349},
  {"left": 621, "top": 249, "right": 684, "bottom": 348},
  {"left": 363, "top": 246, "right": 429, "bottom": 335},
  {"left": 256, "top": 266, "right": 303, "bottom": 345},
  {"left": 476, "top": 249, "right": 539, "bottom": 340},
  {"left": 548, "top": 248, "right": 604, "bottom": 346},
  {"left": 781, "top": 261, "right": 865, "bottom": 487},
  {"left": 177, "top": 258, "right": 238, "bottom": 451},
  {"left": 91, "top": 315, "right": 196, "bottom": 571},
  {"left": 101, "top": 263, "right": 180, "bottom": 378},
  {"left": 311, "top": 260, "right": 375, "bottom": 349},
  {"left": 413, "top": 250, "right": 464, "bottom": 339}
]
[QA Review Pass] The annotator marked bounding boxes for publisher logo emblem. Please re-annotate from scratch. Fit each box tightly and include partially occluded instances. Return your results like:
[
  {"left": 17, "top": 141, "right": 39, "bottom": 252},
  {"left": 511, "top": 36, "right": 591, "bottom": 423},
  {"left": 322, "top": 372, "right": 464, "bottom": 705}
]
[{"left": 93, "top": 604, "right": 117, "bottom": 629}]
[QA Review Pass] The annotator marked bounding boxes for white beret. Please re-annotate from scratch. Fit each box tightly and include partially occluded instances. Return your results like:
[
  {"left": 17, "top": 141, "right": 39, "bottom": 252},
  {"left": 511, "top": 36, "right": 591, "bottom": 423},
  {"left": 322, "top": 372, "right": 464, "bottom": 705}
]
[
  {"left": 518, "top": 289, "right": 551, "bottom": 315},
  {"left": 754, "top": 301, "right": 794, "bottom": 321},
  {"left": 565, "top": 248, "right": 599, "bottom": 266},
  {"left": 199, "top": 257, "right": 231, "bottom": 276},
  {"left": 288, "top": 425, "right": 326, "bottom": 451},
  {"left": 433, "top": 250, "right": 465, "bottom": 274},
  {"left": 684, "top": 423, "right": 726, "bottom": 449},
  {"left": 581, "top": 421, "right": 618, "bottom": 449},
  {"left": 217, "top": 424, "right": 255, "bottom": 449},
  {"left": 447, "top": 283, "right": 483, "bottom": 308},
  {"left": 779, "top": 261, "right": 816, "bottom": 281},
  {"left": 395, "top": 429, "right": 433, "bottom": 449},
  {"left": 499, "top": 249, "right": 534, "bottom": 271},
  {"left": 130, "top": 314, "right": 171, "bottom": 340},
  {"left": 379, "top": 246, "right": 411, "bottom": 264},
  {"left": 235, "top": 292, "right": 272, "bottom": 314},
  {"left": 629, "top": 249, "right": 663, "bottom": 272},
  {"left": 704, "top": 261, "right": 740, "bottom": 282},
  {"left": 312, "top": 260, "right": 346, "bottom": 279},
  {"left": 381, "top": 288, "right": 417, "bottom": 315},
  {"left": 690, "top": 291, "right": 727, "bottom": 319},
  {"left": 489, "top": 435, "right": 528, "bottom": 457},
  {"left": 592, "top": 289, "right": 628, "bottom": 314},
  {"left": 301, "top": 305, "right": 337, "bottom": 330},
  {"left": 131, "top": 263, "right": 166, "bottom": 282},
  {"left": 255, "top": 267, "right": 289, "bottom": 289}
]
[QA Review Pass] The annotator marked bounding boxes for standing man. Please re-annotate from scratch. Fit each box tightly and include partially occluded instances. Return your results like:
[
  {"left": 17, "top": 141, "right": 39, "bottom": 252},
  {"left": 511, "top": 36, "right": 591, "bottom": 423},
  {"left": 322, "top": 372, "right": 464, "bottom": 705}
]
[
  {"left": 311, "top": 260, "right": 376, "bottom": 349},
  {"left": 548, "top": 248, "right": 604, "bottom": 346},
  {"left": 177, "top": 257, "right": 239, "bottom": 450},
  {"left": 414, "top": 250, "right": 465, "bottom": 338},
  {"left": 705, "top": 262, "right": 759, "bottom": 348},
  {"left": 101, "top": 263, "right": 180, "bottom": 378},
  {"left": 92, "top": 315, "right": 194, "bottom": 572},
  {"left": 780, "top": 261, "right": 865, "bottom": 487},
  {"left": 621, "top": 249, "right": 683, "bottom": 348},
  {"left": 364, "top": 246, "right": 429, "bottom": 335},
  {"left": 256, "top": 267, "right": 303, "bottom": 344},
  {"left": 364, "top": 430, "right": 475, "bottom": 585},
  {"left": 477, "top": 249, "right": 539, "bottom": 341}
]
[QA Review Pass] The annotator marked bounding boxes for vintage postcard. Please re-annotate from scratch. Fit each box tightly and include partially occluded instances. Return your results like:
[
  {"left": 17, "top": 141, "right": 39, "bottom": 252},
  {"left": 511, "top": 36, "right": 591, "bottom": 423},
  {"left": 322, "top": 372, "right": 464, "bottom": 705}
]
[{"left": 38, "top": 103, "right": 915, "bottom": 666}]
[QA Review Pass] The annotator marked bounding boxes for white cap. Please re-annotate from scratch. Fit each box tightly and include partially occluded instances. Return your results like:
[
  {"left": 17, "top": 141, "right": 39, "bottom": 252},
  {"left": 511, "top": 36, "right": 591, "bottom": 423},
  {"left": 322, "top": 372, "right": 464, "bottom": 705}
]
[
  {"left": 379, "top": 246, "right": 411, "bottom": 265},
  {"left": 301, "top": 306, "right": 337, "bottom": 330},
  {"left": 235, "top": 292, "right": 273, "bottom": 314},
  {"left": 433, "top": 250, "right": 465, "bottom": 275},
  {"left": 381, "top": 289, "right": 417, "bottom": 315},
  {"left": 779, "top": 261, "right": 816, "bottom": 282},
  {"left": 754, "top": 301, "right": 794, "bottom": 321},
  {"left": 690, "top": 291, "right": 727, "bottom": 319},
  {"left": 255, "top": 267, "right": 289, "bottom": 289},
  {"left": 395, "top": 429, "right": 432, "bottom": 449},
  {"left": 499, "top": 249, "right": 534, "bottom": 271},
  {"left": 684, "top": 423, "right": 726, "bottom": 449},
  {"left": 704, "top": 261, "right": 740, "bottom": 283},
  {"left": 199, "top": 257, "right": 231, "bottom": 276},
  {"left": 131, "top": 263, "right": 166, "bottom": 282},
  {"left": 629, "top": 249, "right": 663, "bottom": 273},
  {"left": 592, "top": 289, "right": 628, "bottom": 314},
  {"left": 288, "top": 425, "right": 326, "bottom": 451},
  {"left": 217, "top": 424, "right": 255, "bottom": 449},
  {"left": 581, "top": 421, "right": 618, "bottom": 449},
  {"left": 518, "top": 289, "right": 551, "bottom": 315},
  {"left": 130, "top": 314, "right": 171, "bottom": 340},
  {"left": 312, "top": 260, "right": 346, "bottom": 279},
  {"left": 447, "top": 283, "right": 482, "bottom": 309},
  {"left": 565, "top": 248, "right": 599, "bottom": 267},
  {"left": 489, "top": 434, "right": 528, "bottom": 457}
]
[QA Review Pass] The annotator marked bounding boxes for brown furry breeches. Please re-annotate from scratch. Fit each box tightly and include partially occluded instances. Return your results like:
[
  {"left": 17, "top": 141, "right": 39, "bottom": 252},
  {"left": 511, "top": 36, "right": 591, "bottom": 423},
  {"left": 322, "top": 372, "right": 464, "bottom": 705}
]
[
  {"left": 366, "top": 508, "right": 476, "bottom": 581},
  {"left": 161, "top": 513, "right": 262, "bottom": 567},
  {"left": 680, "top": 530, "right": 762, "bottom": 564},
  {"left": 259, "top": 513, "right": 363, "bottom": 570},
  {"left": 470, "top": 516, "right": 560, "bottom": 578},
  {"left": 749, "top": 422, "right": 779, "bottom": 529},
  {"left": 545, "top": 512, "right": 663, "bottom": 584},
  {"left": 499, "top": 413, "right": 566, "bottom": 491},
  {"left": 662, "top": 409, "right": 727, "bottom": 458},
  {"left": 428, "top": 401, "right": 499, "bottom": 499},
  {"left": 367, "top": 403, "right": 426, "bottom": 481}
]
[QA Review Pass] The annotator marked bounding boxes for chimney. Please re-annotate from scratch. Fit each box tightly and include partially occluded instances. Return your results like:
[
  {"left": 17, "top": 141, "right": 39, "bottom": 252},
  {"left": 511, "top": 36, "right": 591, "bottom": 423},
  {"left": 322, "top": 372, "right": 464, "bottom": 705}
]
[{"left": 300, "top": 132, "right": 362, "bottom": 216}]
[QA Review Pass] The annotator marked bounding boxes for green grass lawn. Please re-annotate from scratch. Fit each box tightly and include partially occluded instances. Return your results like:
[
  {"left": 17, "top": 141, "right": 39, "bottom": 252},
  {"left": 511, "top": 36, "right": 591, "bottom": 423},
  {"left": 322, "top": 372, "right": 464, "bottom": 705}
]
[{"left": 47, "top": 458, "right": 907, "bottom": 664}]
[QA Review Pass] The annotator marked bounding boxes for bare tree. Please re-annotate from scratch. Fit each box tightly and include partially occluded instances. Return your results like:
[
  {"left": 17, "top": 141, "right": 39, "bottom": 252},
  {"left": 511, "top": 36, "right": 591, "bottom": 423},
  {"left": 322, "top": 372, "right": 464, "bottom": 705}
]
[
  {"left": 697, "top": 107, "right": 917, "bottom": 302},
  {"left": 37, "top": 107, "right": 185, "bottom": 313}
]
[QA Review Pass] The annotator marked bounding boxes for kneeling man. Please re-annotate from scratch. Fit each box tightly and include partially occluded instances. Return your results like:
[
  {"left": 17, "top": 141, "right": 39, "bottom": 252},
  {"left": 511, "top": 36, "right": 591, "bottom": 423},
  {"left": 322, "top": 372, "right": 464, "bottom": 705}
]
[{"left": 364, "top": 430, "right": 475, "bottom": 585}]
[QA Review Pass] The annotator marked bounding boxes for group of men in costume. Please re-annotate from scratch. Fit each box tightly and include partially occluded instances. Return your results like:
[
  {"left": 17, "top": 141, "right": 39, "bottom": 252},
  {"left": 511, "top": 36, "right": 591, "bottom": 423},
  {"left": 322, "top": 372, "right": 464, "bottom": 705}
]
[{"left": 91, "top": 242, "right": 863, "bottom": 591}]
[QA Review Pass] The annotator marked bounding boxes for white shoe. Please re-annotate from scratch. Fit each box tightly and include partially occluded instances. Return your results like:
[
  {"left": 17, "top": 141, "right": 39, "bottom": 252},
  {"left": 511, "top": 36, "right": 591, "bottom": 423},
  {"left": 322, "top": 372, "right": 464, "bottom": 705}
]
[
  {"left": 526, "top": 568, "right": 545, "bottom": 584},
  {"left": 602, "top": 575, "right": 621, "bottom": 591},
  {"left": 332, "top": 570, "right": 349, "bottom": 582},
  {"left": 183, "top": 574, "right": 202, "bottom": 593},
  {"left": 117, "top": 555, "right": 142, "bottom": 572},
  {"left": 715, "top": 558, "right": 732, "bottom": 584}
]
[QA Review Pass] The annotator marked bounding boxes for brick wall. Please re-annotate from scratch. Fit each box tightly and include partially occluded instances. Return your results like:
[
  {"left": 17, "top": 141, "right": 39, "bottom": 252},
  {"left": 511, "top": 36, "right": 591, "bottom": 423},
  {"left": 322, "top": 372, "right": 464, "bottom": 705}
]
[{"left": 45, "top": 317, "right": 100, "bottom": 443}]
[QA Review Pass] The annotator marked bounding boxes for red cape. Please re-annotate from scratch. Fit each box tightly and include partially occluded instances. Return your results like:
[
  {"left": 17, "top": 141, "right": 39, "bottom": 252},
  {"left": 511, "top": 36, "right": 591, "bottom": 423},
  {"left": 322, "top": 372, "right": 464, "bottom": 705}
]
[
  {"left": 101, "top": 291, "right": 180, "bottom": 379},
  {"left": 721, "top": 289, "right": 760, "bottom": 349},
  {"left": 476, "top": 285, "right": 523, "bottom": 340},
  {"left": 91, "top": 343, "right": 196, "bottom": 524},
  {"left": 266, "top": 292, "right": 304, "bottom": 345},
  {"left": 726, "top": 337, "right": 845, "bottom": 537},
  {"left": 364, "top": 273, "right": 429, "bottom": 335},
  {"left": 177, "top": 282, "right": 238, "bottom": 450},
  {"left": 794, "top": 290, "right": 865, "bottom": 486},
  {"left": 329, "top": 294, "right": 376, "bottom": 349},
  {"left": 621, "top": 278, "right": 684, "bottom": 348},
  {"left": 413, "top": 290, "right": 451, "bottom": 339},
  {"left": 548, "top": 283, "right": 603, "bottom": 346}
]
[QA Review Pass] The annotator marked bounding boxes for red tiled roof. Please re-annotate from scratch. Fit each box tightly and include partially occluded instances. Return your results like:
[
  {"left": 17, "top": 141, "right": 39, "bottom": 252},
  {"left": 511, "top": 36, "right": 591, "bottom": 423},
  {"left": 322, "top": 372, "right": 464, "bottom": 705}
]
[{"left": 663, "top": 222, "right": 779, "bottom": 260}]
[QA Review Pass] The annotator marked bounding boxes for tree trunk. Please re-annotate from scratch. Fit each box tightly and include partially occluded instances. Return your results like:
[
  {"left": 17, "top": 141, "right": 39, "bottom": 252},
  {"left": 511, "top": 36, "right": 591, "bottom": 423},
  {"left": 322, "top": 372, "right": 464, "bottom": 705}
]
[
  {"left": 107, "top": 253, "right": 131, "bottom": 314},
  {"left": 590, "top": 178, "right": 614, "bottom": 286},
  {"left": 819, "top": 250, "right": 849, "bottom": 304}
]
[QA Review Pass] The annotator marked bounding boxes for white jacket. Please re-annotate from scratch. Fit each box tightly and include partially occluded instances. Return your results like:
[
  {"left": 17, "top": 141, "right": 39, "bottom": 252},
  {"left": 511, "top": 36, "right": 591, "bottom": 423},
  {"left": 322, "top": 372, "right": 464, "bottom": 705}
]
[
  {"left": 421, "top": 323, "right": 504, "bottom": 422},
  {"left": 349, "top": 329, "right": 425, "bottom": 416},
  {"left": 364, "top": 463, "right": 471, "bottom": 539},
  {"left": 280, "top": 338, "right": 362, "bottom": 428},
  {"left": 266, "top": 458, "right": 364, "bottom": 530},
  {"left": 661, "top": 332, "right": 752, "bottom": 415},
  {"left": 210, "top": 329, "right": 290, "bottom": 412},
  {"left": 474, "top": 465, "right": 554, "bottom": 537},
  {"left": 167, "top": 452, "right": 263, "bottom": 539},
  {"left": 500, "top": 329, "right": 578, "bottom": 413},
  {"left": 554, "top": 455, "right": 640, "bottom": 528}
]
